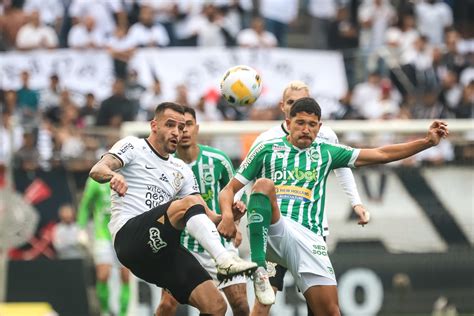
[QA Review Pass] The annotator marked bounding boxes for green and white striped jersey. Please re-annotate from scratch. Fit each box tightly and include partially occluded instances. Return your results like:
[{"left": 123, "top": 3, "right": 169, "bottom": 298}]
[
  {"left": 236, "top": 136, "right": 360, "bottom": 235},
  {"left": 178, "top": 144, "right": 235, "bottom": 252}
]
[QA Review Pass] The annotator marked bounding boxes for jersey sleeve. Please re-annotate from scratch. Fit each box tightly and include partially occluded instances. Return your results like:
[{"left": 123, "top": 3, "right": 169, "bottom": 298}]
[
  {"left": 326, "top": 143, "right": 360, "bottom": 169},
  {"left": 77, "top": 177, "right": 97, "bottom": 228},
  {"left": 108, "top": 136, "right": 138, "bottom": 167},
  {"left": 218, "top": 152, "right": 235, "bottom": 188},
  {"left": 177, "top": 164, "right": 200, "bottom": 198},
  {"left": 235, "top": 142, "right": 267, "bottom": 185}
]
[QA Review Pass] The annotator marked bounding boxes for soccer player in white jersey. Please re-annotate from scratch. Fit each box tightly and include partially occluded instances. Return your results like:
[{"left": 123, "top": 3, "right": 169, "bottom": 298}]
[
  {"left": 219, "top": 97, "right": 449, "bottom": 314},
  {"left": 89, "top": 102, "right": 257, "bottom": 315},
  {"left": 157, "top": 106, "right": 250, "bottom": 316},
  {"left": 249, "top": 80, "right": 369, "bottom": 315}
]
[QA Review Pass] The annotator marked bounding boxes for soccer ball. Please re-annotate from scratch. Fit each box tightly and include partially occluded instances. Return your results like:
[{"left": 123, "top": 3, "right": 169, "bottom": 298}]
[{"left": 220, "top": 65, "right": 262, "bottom": 106}]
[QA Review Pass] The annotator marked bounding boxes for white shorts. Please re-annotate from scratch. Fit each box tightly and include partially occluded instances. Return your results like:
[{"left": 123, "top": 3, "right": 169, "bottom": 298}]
[
  {"left": 266, "top": 216, "right": 337, "bottom": 293},
  {"left": 93, "top": 239, "right": 121, "bottom": 266},
  {"left": 190, "top": 242, "right": 247, "bottom": 290}
]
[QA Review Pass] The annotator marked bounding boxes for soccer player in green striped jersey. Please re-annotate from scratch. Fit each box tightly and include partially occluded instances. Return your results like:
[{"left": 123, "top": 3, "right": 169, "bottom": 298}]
[
  {"left": 219, "top": 97, "right": 449, "bottom": 313},
  {"left": 157, "top": 106, "right": 250, "bottom": 316},
  {"left": 77, "top": 178, "right": 130, "bottom": 316}
]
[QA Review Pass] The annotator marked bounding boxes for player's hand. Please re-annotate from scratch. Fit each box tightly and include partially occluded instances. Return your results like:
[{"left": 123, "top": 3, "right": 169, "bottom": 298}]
[
  {"left": 232, "top": 201, "right": 247, "bottom": 221},
  {"left": 353, "top": 204, "right": 370, "bottom": 226},
  {"left": 233, "top": 226, "right": 243, "bottom": 248},
  {"left": 110, "top": 172, "right": 128, "bottom": 197},
  {"left": 426, "top": 120, "right": 449, "bottom": 146},
  {"left": 77, "top": 229, "right": 89, "bottom": 246},
  {"left": 217, "top": 217, "right": 237, "bottom": 239}
]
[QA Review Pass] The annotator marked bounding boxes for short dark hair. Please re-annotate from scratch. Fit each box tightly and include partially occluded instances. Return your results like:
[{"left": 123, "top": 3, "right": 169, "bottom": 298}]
[
  {"left": 154, "top": 102, "right": 185, "bottom": 118},
  {"left": 289, "top": 97, "right": 322, "bottom": 119},
  {"left": 183, "top": 105, "right": 196, "bottom": 121}
]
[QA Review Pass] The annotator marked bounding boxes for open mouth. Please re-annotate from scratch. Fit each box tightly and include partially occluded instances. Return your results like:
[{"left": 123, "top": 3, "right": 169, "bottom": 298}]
[{"left": 170, "top": 139, "right": 178, "bottom": 145}]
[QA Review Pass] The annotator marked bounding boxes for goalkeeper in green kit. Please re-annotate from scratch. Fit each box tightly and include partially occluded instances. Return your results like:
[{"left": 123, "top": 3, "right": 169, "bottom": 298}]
[{"left": 78, "top": 178, "right": 130, "bottom": 316}]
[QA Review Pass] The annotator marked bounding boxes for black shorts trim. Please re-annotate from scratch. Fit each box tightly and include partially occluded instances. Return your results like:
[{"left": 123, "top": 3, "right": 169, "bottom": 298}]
[{"left": 114, "top": 202, "right": 212, "bottom": 303}]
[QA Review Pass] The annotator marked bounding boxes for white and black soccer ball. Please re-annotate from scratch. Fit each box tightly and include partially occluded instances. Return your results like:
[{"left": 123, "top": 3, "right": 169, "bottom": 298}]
[{"left": 220, "top": 65, "right": 262, "bottom": 106}]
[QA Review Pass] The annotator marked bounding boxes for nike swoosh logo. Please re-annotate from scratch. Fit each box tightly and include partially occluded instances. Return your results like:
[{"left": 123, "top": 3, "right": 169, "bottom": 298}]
[{"left": 145, "top": 165, "right": 157, "bottom": 169}]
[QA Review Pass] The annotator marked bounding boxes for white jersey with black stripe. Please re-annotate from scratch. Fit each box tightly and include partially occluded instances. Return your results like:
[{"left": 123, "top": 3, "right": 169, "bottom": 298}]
[{"left": 107, "top": 136, "right": 199, "bottom": 239}]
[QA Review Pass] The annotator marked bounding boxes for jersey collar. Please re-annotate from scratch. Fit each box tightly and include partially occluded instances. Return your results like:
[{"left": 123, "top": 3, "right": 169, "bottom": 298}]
[
  {"left": 144, "top": 139, "right": 169, "bottom": 160},
  {"left": 281, "top": 122, "right": 289, "bottom": 135}
]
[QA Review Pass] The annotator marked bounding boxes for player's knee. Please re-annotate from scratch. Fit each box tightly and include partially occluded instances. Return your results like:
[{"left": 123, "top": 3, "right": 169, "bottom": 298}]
[
  {"left": 157, "top": 295, "right": 178, "bottom": 314},
  {"left": 324, "top": 302, "right": 340, "bottom": 316},
  {"left": 252, "top": 178, "right": 275, "bottom": 194},
  {"left": 209, "top": 295, "right": 227, "bottom": 315},
  {"left": 181, "top": 194, "right": 202, "bottom": 209},
  {"left": 229, "top": 295, "right": 249, "bottom": 316}
]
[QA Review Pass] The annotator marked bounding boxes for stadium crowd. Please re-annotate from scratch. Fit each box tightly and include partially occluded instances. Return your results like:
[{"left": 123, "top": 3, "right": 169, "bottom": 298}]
[{"left": 0, "top": 0, "right": 473, "bottom": 173}]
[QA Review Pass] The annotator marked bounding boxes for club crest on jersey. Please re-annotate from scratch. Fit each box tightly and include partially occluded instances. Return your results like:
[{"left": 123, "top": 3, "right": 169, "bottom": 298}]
[
  {"left": 308, "top": 148, "right": 319, "bottom": 162},
  {"left": 148, "top": 227, "right": 167, "bottom": 253},
  {"left": 203, "top": 171, "right": 213, "bottom": 184},
  {"left": 172, "top": 171, "right": 184, "bottom": 190}
]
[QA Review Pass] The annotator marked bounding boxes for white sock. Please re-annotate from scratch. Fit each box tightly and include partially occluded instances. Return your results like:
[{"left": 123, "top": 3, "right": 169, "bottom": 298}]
[{"left": 185, "top": 214, "right": 229, "bottom": 262}]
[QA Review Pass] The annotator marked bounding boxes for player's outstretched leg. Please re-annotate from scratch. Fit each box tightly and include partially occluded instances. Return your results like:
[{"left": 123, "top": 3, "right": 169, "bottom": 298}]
[
  {"left": 247, "top": 178, "right": 281, "bottom": 306},
  {"left": 167, "top": 195, "right": 257, "bottom": 280},
  {"left": 119, "top": 267, "right": 130, "bottom": 316}
]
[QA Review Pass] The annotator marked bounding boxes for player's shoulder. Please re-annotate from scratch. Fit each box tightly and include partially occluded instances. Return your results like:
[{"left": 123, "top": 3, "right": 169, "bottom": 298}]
[{"left": 317, "top": 125, "right": 339, "bottom": 144}]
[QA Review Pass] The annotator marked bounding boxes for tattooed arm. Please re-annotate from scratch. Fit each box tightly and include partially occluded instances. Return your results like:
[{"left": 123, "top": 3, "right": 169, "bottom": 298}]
[{"left": 89, "top": 154, "right": 128, "bottom": 196}]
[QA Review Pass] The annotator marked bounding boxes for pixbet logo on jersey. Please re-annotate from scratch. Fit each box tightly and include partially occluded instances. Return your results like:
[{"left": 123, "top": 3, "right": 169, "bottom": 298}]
[{"left": 272, "top": 168, "right": 318, "bottom": 182}]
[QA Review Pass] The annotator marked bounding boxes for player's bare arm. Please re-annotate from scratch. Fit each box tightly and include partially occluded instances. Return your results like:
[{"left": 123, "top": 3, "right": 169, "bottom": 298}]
[
  {"left": 218, "top": 178, "right": 245, "bottom": 238},
  {"left": 355, "top": 121, "right": 449, "bottom": 167},
  {"left": 89, "top": 154, "right": 128, "bottom": 197}
]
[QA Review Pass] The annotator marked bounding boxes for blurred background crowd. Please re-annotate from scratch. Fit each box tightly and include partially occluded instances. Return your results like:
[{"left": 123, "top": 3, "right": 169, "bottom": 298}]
[{"left": 0, "top": 0, "right": 473, "bottom": 175}]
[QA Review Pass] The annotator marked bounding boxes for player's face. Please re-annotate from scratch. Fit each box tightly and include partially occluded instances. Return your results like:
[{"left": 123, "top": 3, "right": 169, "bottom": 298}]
[
  {"left": 152, "top": 109, "right": 186, "bottom": 154},
  {"left": 286, "top": 112, "right": 321, "bottom": 149},
  {"left": 280, "top": 89, "right": 310, "bottom": 118},
  {"left": 179, "top": 113, "right": 199, "bottom": 148}
]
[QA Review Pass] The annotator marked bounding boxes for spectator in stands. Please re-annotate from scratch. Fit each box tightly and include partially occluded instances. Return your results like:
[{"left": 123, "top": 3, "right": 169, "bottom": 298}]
[
  {"left": 139, "top": 78, "right": 166, "bottom": 121},
  {"left": 0, "top": 2, "right": 29, "bottom": 49},
  {"left": 16, "top": 10, "right": 58, "bottom": 50},
  {"left": 440, "top": 28, "right": 469, "bottom": 76},
  {"left": 14, "top": 129, "right": 40, "bottom": 171},
  {"left": 53, "top": 204, "right": 84, "bottom": 259},
  {"left": 358, "top": 0, "right": 396, "bottom": 54},
  {"left": 23, "top": 0, "right": 63, "bottom": 32},
  {"left": 125, "top": 69, "right": 145, "bottom": 117},
  {"left": 439, "top": 69, "right": 463, "bottom": 116},
  {"left": 128, "top": 5, "right": 170, "bottom": 48},
  {"left": 415, "top": 0, "right": 453, "bottom": 46},
  {"left": 400, "top": 35, "right": 436, "bottom": 91},
  {"left": 67, "top": 15, "right": 105, "bottom": 49},
  {"left": 351, "top": 71, "right": 382, "bottom": 117},
  {"left": 139, "top": 0, "right": 179, "bottom": 45},
  {"left": 96, "top": 79, "right": 135, "bottom": 127},
  {"left": 78, "top": 93, "right": 98, "bottom": 127},
  {"left": 186, "top": 4, "right": 237, "bottom": 47},
  {"left": 69, "top": 0, "right": 127, "bottom": 38},
  {"left": 307, "top": 0, "right": 337, "bottom": 50},
  {"left": 0, "top": 110, "right": 24, "bottom": 171},
  {"left": 44, "top": 89, "right": 77, "bottom": 124},
  {"left": 16, "top": 71, "right": 39, "bottom": 126},
  {"left": 364, "top": 79, "right": 400, "bottom": 120},
  {"left": 39, "top": 74, "right": 62, "bottom": 112},
  {"left": 259, "top": 0, "right": 298, "bottom": 47},
  {"left": 3, "top": 90, "right": 17, "bottom": 115},
  {"left": 398, "top": 14, "right": 419, "bottom": 52},
  {"left": 55, "top": 104, "right": 85, "bottom": 161},
  {"left": 455, "top": 80, "right": 474, "bottom": 119},
  {"left": 106, "top": 25, "right": 135, "bottom": 79},
  {"left": 236, "top": 17, "right": 277, "bottom": 48}
]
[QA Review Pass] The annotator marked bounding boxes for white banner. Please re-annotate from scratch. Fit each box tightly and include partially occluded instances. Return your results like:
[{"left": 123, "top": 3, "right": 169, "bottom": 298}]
[{"left": 0, "top": 48, "right": 347, "bottom": 105}]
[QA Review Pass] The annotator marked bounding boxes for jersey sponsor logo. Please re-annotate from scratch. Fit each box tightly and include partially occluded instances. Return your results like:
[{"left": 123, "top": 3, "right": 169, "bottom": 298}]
[
  {"left": 248, "top": 212, "right": 264, "bottom": 224},
  {"left": 145, "top": 185, "right": 172, "bottom": 208},
  {"left": 272, "top": 144, "right": 287, "bottom": 151},
  {"left": 272, "top": 168, "right": 318, "bottom": 182},
  {"left": 159, "top": 174, "right": 169, "bottom": 183},
  {"left": 275, "top": 185, "right": 312, "bottom": 202},
  {"left": 147, "top": 227, "right": 167, "bottom": 253},
  {"left": 172, "top": 171, "right": 184, "bottom": 190},
  {"left": 312, "top": 244, "right": 328, "bottom": 257},
  {"left": 145, "top": 164, "right": 157, "bottom": 169},
  {"left": 240, "top": 143, "right": 264, "bottom": 170},
  {"left": 118, "top": 142, "right": 134, "bottom": 155}
]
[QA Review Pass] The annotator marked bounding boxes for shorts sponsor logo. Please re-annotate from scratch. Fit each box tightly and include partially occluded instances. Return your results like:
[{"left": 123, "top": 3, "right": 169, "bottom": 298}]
[
  {"left": 148, "top": 227, "right": 167, "bottom": 253},
  {"left": 248, "top": 212, "right": 264, "bottom": 224},
  {"left": 312, "top": 244, "right": 328, "bottom": 256}
]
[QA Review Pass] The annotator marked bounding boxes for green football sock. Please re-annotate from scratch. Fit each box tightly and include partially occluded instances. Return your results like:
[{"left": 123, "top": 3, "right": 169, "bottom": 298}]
[
  {"left": 247, "top": 193, "right": 272, "bottom": 268},
  {"left": 120, "top": 282, "right": 130, "bottom": 316},
  {"left": 96, "top": 281, "right": 109, "bottom": 313}
]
